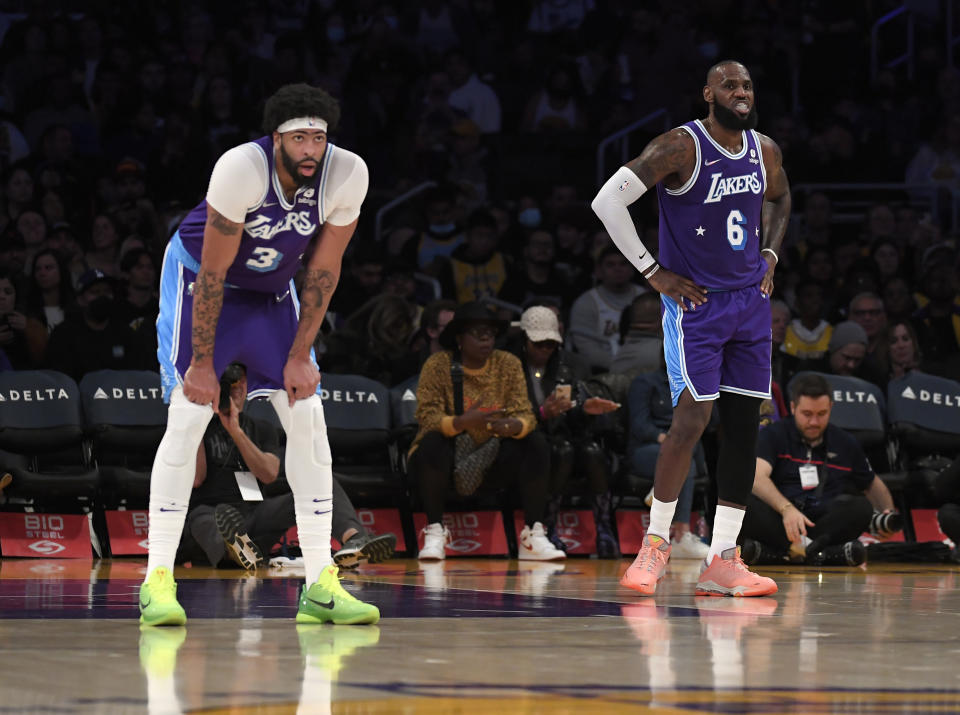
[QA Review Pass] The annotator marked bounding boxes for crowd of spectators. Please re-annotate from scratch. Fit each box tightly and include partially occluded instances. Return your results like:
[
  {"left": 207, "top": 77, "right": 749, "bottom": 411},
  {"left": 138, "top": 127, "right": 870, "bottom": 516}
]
[{"left": 0, "top": 3, "right": 958, "bottom": 545}]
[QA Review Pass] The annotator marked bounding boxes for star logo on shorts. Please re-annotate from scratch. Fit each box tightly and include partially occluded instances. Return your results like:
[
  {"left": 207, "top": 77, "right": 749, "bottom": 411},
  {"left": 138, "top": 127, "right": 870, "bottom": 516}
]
[{"left": 695, "top": 226, "right": 706, "bottom": 236}]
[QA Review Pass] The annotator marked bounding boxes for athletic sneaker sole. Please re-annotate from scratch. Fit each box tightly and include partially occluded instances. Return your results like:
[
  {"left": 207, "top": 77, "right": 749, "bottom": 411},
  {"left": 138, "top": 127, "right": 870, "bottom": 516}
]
[
  {"left": 334, "top": 533, "right": 397, "bottom": 569},
  {"left": 214, "top": 504, "right": 264, "bottom": 570},
  {"left": 694, "top": 580, "right": 779, "bottom": 597}
]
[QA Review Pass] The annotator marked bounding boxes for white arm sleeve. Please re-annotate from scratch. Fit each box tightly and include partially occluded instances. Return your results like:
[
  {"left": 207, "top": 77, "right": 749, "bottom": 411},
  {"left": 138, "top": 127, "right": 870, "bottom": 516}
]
[
  {"left": 205, "top": 144, "right": 269, "bottom": 223},
  {"left": 324, "top": 150, "right": 369, "bottom": 226},
  {"left": 590, "top": 166, "right": 656, "bottom": 274}
]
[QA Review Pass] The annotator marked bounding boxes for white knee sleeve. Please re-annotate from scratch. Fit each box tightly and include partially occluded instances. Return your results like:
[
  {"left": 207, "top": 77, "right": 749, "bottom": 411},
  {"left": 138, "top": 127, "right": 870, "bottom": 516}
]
[
  {"left": 159, "top": 388, "right": 215, "bottom": 468},
  {"left": 269, "top": 392, "right": 332, "bottom": 484}
]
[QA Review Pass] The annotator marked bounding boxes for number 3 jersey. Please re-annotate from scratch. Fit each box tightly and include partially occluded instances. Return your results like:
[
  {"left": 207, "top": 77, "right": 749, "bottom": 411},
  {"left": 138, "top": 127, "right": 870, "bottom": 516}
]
[
  {"left": 176, "top": 135, "right": 369, "bottom": 294},
  {"left": 656, "top": 120, "right": 767, "bottom": 291}
]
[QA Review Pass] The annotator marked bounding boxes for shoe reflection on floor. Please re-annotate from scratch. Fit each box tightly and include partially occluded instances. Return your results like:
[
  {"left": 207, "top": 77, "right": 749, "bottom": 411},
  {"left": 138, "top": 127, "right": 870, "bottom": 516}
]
[{"left": 138, "top": 621, "right": 381, "bottom": 715}]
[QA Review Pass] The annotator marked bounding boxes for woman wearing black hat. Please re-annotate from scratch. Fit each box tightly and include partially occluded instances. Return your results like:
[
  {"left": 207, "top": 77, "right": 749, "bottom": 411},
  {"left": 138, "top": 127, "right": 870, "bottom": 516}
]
[{"left": 407, "top": 301, "right": 565, "bottom": 561}]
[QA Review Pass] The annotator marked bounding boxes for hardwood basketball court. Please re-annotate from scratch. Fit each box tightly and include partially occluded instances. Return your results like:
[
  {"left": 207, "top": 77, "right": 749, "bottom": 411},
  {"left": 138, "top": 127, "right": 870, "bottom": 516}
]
[{"left": 1, "top": 556, "right": 958, "bottom": 713}]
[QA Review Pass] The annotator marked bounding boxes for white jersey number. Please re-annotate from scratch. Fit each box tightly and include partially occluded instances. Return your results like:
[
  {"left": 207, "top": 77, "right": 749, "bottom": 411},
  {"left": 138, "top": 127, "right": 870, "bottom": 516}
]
[
  {"left": 246, "top": 246, "right": 284, "bottom": 272},
  {"left": 725, "top": 209, "right": 746, "bottom": 251}
]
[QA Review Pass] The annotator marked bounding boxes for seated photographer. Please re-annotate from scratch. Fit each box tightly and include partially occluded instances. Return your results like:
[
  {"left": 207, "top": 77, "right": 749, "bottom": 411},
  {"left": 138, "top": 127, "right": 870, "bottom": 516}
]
[
  {"left": 508, "top": 305, "right": 620, "bottom": 556},
  {"left": 408, "top": 301, "right": 564, "bottom": 562},
  {"left": 741, "top": 373, "right": 899, "bottom": 567},
  {"left": 178, "top": 362, "right": 396, "bottom": 570}
]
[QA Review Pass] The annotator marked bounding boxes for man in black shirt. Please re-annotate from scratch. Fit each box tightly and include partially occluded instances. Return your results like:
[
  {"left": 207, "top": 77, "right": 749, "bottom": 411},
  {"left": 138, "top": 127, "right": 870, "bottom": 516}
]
[
  {"left": 178, "top": 362, "right": 396, "bottom": 570},
  {"left": 741, "top": 373, "right": 897, "bottom": 566},
  {"left": 45, "top": 268, "right": 154, "bottom": 380}
]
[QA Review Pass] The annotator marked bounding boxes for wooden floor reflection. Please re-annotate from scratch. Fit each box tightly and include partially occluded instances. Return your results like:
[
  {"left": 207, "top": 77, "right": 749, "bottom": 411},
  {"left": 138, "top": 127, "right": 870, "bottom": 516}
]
[{"left": 1, "top": 556, "right": 960, "bottom": 713}]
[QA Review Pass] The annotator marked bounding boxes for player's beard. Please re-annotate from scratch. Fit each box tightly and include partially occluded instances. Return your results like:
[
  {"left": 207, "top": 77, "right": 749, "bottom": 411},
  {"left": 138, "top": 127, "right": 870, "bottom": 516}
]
[
  {"left": 280, "top": 143, "right": 320, "bottom": 187},
  {"left": 713, "top": 101, "right": 759, "bottom": 131}
]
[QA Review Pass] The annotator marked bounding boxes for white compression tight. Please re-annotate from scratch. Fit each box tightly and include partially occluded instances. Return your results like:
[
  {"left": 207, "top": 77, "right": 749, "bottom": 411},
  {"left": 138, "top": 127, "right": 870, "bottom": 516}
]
[
  {"left": 146, "top": 387, "right": 214, "bottom": 577},
  {"left": 270, "top": 392, "right": 333, "bottom": 586}
]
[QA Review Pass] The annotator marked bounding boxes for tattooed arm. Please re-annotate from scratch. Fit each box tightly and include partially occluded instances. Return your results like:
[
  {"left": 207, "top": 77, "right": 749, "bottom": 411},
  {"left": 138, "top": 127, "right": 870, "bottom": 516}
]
[
  {"left": 282, "top": 218, "right": 359, "bottom": 405},
  {"left": 757, "top": 133, "right": 791, "bottom": 297},
  {"left": 182, "top": 207, "right": 243, "bottom": 409},
  {"left": 624, "top": 127, "right": 697, "bottom": 191}
]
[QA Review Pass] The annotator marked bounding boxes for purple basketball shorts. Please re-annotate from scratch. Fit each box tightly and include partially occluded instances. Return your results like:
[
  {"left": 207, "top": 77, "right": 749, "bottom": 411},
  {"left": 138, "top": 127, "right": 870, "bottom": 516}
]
[{"left": 661, "top": 284, "right": 771, "bottom": 406}]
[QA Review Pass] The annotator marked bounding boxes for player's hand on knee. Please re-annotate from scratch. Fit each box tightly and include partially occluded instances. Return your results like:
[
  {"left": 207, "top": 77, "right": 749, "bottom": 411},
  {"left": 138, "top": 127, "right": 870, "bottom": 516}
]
[
  {"left": 647, "top": 268, "right": 707, "bottom": 310},
  {"left": 184, "top": 363, "right": 220, "bottom": 411},
  {"left": 283, "top": 355, "right": 321, "bottom": 406}
]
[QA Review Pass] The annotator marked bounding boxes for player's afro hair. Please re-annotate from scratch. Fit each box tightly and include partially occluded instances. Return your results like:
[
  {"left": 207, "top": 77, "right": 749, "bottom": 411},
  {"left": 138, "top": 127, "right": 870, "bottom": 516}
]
[{"left": 262, "top": 83, "right": 341, "bottom": 134}]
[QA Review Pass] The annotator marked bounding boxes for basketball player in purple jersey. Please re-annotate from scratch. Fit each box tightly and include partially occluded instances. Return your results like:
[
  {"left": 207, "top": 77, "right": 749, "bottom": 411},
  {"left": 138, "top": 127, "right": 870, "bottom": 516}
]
[
  {"left": 592, "top": 61, "right": 790, "bottom": 597},
  {"left": 139, "top": 84, "right": 379, "bottom": 625}
]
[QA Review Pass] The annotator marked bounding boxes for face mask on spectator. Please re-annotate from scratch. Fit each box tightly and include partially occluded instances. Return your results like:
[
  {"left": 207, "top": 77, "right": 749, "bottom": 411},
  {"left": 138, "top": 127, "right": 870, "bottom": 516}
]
[
  {"left": 429, "top": 222, "right": 456, "bottom": 237},
  {"left": 518, "top": 208, "right": 541, "bottom": 228}
]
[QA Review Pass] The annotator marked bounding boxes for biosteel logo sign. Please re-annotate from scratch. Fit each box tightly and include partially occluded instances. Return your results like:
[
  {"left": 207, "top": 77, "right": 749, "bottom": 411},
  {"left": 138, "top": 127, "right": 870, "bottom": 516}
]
[
  {"left": 0, "top": 513, "right": 91, "bottom": 559},
  {"left": 28, "top": 540, "right": 66, "bottom": 555}
]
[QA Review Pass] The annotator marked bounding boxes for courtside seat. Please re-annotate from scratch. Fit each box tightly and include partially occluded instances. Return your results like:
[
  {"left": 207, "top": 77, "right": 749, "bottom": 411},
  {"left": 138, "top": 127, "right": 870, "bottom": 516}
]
[
  {"left": 887, "top": 372, "right": 960, "bottom": 506},
  {"left": 389, "top": 375, "right": 419, "bottom": 458},
  {"left": 0, "top": 370, "right": 99, "bottom": 505},
  {"left": 888, "top": 372, "right": 960, "bottom": 460},
  {"left": 79, "top": 370, "right": 167, "bottom": 507},
  {"left": 320, "top": 373, "right": 407, "bottom": 504}
]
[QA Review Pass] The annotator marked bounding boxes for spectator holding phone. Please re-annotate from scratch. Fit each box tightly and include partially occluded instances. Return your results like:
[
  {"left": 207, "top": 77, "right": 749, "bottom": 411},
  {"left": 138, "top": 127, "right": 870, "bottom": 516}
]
[
  {"left": 508, "top": 304, "right": 620, "bottom": 556},
  {"left": 407, "top": 301, "right": 564, "bottom": 561}
]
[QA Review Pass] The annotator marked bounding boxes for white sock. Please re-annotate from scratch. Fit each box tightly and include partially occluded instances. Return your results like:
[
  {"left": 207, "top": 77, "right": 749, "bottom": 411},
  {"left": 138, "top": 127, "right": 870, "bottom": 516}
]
[
  {"left": 146, "top": 493, "right": 190, "bottom": 575},
  {"left": 295, "top": 494, "right": 333, "bottom": 586},
  {"left": 708, "top": 505, "right": 745, "bottom": 563},
  {"left": 648, "top": 497, "right": 678, "bottom": 542}
]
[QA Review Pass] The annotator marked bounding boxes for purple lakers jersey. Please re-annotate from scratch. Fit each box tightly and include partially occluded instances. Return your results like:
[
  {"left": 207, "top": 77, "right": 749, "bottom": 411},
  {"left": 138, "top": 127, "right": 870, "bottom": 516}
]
[
  {"left": 177, "top": 135, "right": 334, "bottom": 294},
  {"left": 656, "top": 120, "right": 767, "bottom": 290}
]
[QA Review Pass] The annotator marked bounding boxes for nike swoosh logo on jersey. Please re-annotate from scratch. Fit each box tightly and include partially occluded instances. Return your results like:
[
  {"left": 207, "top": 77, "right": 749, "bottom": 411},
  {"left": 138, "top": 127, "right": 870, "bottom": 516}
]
[
  {"left": 704, "top": 158, "right": 722, "bottom": 166},
  {"left": 140, "top": 596, "right": 151, "bottom": 610},
  {"left": 306, "top": 595, "right": 335, "bottom": 609},
  {"left": 262, "top": 202, "right": 278, "bottom": 207}
]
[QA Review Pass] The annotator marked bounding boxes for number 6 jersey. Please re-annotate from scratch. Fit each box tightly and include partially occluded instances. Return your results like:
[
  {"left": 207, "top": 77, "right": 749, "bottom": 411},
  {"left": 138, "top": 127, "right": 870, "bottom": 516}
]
[
  {"left": 176, "top": 135, "right": 369, "bottom": 294},
  {"left": 656, "top": 120, "right": 767, "bottom": 291}
]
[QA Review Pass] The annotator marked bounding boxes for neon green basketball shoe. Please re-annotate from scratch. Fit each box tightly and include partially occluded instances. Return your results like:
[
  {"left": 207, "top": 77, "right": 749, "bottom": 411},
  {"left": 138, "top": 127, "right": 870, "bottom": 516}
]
[{"left": 296, "top": 564, "right": 380, "bottom": 625}]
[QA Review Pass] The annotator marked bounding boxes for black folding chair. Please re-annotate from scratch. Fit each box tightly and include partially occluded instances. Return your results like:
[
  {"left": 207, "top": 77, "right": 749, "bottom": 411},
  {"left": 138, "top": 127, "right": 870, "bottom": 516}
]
[{"left": 79, "top": 370, "right": 167, "bottom": 509}]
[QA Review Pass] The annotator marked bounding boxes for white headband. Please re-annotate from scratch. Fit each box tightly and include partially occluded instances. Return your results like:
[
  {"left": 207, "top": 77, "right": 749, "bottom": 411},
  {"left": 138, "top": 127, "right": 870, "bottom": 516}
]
[{"left": 276, "top": 116, "right": 328, "bottom": 133}]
